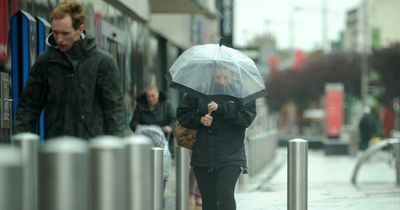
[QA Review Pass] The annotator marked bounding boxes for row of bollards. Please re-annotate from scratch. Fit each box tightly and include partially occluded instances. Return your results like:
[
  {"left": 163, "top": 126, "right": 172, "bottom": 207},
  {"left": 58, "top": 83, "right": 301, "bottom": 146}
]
[
  {"left": 1, "top": 133, "right": 164, "bottom": 210},
  {"left": 1, "top": 133, "right": 310, "bottom": 210}
]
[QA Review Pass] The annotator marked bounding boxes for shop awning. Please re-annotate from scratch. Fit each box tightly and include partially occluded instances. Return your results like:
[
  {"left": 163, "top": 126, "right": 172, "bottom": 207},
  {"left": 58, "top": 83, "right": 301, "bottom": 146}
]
[{"left": 150, "top": 0, "right": 218, "bottom": 19}]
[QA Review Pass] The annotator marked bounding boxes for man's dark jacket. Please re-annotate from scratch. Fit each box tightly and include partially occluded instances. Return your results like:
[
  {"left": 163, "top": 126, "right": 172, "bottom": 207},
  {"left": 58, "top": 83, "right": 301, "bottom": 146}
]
[
  {"left": 177, "top": 94, "right": 256, "bottom": 168},
  {"left": 15, "top": 33, "right": 125, "bottom": 139},
  {"left": 129, "top": 92, "right": 175, "bottom": 131}
]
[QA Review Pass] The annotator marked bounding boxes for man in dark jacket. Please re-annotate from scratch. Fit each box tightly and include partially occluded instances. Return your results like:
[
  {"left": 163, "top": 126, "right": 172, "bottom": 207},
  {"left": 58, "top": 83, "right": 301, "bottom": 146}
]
[
  {"left": 15, "top": 1, "right": 125, "bottom": 139},
  {"left": 177, "top": 94, "right": 256, "bottom": 210},
  {"left": 359, "top": 106, "right": 377, "bottom": 150}
]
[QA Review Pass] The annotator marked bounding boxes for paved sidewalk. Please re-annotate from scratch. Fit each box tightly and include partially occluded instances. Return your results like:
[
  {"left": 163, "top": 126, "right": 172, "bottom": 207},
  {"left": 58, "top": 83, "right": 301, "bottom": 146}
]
[
  {"left": 164, "top": 148, "right": 400, "bottom": 210},
  {"left": 236, "top": 148, "right": 400, "bottom": 210}
]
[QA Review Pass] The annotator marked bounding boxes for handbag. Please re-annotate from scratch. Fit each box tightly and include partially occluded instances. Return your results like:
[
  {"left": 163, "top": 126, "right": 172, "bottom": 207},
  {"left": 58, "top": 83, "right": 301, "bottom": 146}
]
[{"left": 175, "top": 121, "right": 197, "bottom": 150}]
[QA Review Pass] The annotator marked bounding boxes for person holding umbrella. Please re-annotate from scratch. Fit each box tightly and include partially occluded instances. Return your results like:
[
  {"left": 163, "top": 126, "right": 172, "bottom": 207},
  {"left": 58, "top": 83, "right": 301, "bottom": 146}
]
[
  {"left": 169, "top": 42, "right": 265, "bottom": 210},
  {"left": 176, "top": 70, "right": 256, "bottom": 210}
]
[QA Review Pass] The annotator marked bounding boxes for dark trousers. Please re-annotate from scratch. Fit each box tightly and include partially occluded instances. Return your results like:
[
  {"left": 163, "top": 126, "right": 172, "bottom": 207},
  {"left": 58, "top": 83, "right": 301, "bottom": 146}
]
[{"left": 193, "top": 166, "right": 241, "bottom": 210}]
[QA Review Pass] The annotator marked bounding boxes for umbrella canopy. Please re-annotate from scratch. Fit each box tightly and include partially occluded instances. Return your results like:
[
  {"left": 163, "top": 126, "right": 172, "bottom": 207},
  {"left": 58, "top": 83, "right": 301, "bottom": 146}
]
[{"left": 166, "top": 44, "right": 266, "bottom": 104}]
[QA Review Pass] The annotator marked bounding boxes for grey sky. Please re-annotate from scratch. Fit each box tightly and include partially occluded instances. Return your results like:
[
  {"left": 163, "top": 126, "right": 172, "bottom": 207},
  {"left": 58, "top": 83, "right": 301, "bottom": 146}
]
[{"left": 234, "top": 0, "right": 361, "bottom": 50}]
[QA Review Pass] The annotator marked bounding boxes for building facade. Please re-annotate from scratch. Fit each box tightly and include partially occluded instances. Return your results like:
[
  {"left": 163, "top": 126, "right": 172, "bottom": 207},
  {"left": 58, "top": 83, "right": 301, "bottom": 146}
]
[
  {"left": 344, "top": 0, "right": 400, "bottom": 52},
  {"left": 0, "top": 0, "right": 220, "bottom": 141}
]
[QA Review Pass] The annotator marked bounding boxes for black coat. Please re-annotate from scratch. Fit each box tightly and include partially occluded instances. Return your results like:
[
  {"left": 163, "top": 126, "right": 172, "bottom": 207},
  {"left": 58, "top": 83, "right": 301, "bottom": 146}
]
[
  {"left": 177, "top": 94, "right": 256, "bottom": 168},
  {"left": 15, "top": 33, "right": 125, "bottom": 139},
  {"left": 129, "top": 92, "right": 176, "bottom": 131},
  {"left": 359, "top": 113, "right": 377, "bottom": 142}
]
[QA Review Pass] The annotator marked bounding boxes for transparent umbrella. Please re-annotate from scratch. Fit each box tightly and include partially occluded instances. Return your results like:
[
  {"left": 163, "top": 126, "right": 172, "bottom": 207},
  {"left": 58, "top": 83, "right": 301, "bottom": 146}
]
[{"left": 166, "top": 43, "right": 266, "bottom": 104}]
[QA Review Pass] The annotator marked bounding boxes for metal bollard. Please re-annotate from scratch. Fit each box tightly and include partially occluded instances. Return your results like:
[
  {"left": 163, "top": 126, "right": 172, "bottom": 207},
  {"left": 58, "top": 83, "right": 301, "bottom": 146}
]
[
  {"left": 0, "top": 146, "right": 23, "bottom": 210},
  {"left": 176, "top": 146, "right": 190, "bottom": 210},
  {"left": 152, "top": 148, "right": 164, "bottom": 210},
  {"left": 11, "top": 133, "right": 39, "bottom": 210},
  {"left": 89, "top": 136, "right": 127, "bottom": 210},
  {"left": 288, "top": 138, "right": 308, "bottom": 210},
  {"left": 39, "top": 137, "right": 89, "bottom": 210},
  {"left": 124, "top": 135, "right": 153, "bottom": 210},
  {"left": 394, "top": 141, "right": 400, "bottom": 186}
]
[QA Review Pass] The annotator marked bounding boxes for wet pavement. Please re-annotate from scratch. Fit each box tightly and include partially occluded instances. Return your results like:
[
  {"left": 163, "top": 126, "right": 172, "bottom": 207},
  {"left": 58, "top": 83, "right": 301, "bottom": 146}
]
[{"left": 165, "top": 148, "right": 400, "bottom": 210}]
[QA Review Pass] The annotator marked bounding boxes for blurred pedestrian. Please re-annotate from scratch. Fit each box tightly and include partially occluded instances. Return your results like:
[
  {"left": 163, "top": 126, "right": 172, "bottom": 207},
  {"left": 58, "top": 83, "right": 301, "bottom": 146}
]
[
  {"left": 359, "top": 106, "right": 377, "bottom": 150},
  {"left": 15, "top": 1, "right": 124, "bottom": 139},
  {"left": 176, "top": 68, "right": 257, "bottom": 210},
  {"left": 130, "top": 85, "right": 176, "bottom": 155},
  {"left": 189, "top": 155, "right": 202, "bottom": 206}
]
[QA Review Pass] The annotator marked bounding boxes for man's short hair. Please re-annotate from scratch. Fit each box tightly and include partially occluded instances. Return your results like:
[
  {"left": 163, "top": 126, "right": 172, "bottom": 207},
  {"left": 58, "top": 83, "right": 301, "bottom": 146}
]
[{"left": 50, "top": 1, "right": 85, "bottom": 29}]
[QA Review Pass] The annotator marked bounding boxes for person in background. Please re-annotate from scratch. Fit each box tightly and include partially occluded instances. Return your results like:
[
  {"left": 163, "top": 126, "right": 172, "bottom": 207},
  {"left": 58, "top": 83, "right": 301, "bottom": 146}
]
[
  {"left": 130, "top": 85, "right": 176, "bottom": 154},
  {"left": 15, "top": 1, "right": 124, "bottom": 139},
  {"left": 359, "top": 106, "right": 377, "bottom": 150},
  {"left": 176, "top": 68, "right": 257, "bottom": 210},
  {"left": 189, "top": 165, "right": 203, "bottom": 206}
]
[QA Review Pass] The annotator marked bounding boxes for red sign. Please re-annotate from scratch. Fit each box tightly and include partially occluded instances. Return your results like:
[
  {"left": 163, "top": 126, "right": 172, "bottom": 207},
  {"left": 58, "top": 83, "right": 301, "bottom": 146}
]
[
  {"left": 267, "top": 55, "right": 278, "bottom": 74},
  {"left": 293, "top": 50, "right": 305, "bottom": 71},
  {"left": 0, "top": 0, "right": 9, "bottom": 61},
  {"left": 325, "top": 83, "right": 344, "bottom": 138}
]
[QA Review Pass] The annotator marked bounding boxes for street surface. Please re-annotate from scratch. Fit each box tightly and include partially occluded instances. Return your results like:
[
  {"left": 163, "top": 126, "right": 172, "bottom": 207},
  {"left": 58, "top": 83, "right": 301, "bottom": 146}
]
[{"left": 165, "top": 148, "right": 400, "bottom": 210}]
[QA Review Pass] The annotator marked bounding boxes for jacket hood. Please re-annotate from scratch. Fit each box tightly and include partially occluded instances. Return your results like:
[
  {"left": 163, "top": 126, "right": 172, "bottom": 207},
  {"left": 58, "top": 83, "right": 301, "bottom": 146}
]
[
  {"left": 46, "top": 31, "right": 96, "bottom": 56},
  {"left": 136, "top": 91, "right": 167, "bottom": 105}
]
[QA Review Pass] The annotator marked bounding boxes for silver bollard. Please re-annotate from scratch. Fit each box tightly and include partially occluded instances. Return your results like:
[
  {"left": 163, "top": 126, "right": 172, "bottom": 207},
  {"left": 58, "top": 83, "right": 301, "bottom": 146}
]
[
  {"left": 394, "top": 141, "right": 400, "bottom": 186},
  {"left": 124, "top": 135, "right": 153, "bottom": 210},
  {"left": 0, "top": 146, "right": 23, "bottom": 210},
  {"left": 288, "top": 138, "right": 308, "bottom": 210},
  {"left": 152, "top": 148, "right": 164, "bottom": 210},
  {"left": 176, "top": 146, "right": 190, "bottom": 210},
  {"left": 11, "top": 133, "right": 39, "bottom": 210},
  {"left": 39, "top": 137, "right": 89, "bottom": 210},
  {"left": 89, "top": 136, "right": 127, "bottom": 210}
]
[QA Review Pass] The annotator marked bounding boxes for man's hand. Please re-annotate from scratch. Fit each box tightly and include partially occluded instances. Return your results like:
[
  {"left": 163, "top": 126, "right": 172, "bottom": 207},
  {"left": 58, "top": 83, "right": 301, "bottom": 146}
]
[
  {"left": 208, "top": 101, "right": 218, "bottom": 113},
  {"left": 200, "top": 113, "right": 213, "bottom": 127},
  {"left": 135, "top": 124, "right": 141, "bottom": 130},
  {"left": 162, "top": 126, "right": 172, "bottom": 133}
]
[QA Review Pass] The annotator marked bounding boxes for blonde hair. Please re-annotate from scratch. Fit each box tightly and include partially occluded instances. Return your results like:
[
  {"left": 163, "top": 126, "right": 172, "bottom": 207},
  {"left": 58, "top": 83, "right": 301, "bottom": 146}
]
[
  {"left": 146, "top": 85, "right": 159, "bottom": 93},
  {"left": 50, "top": 1, "right": 85, "bottom": 30}
]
